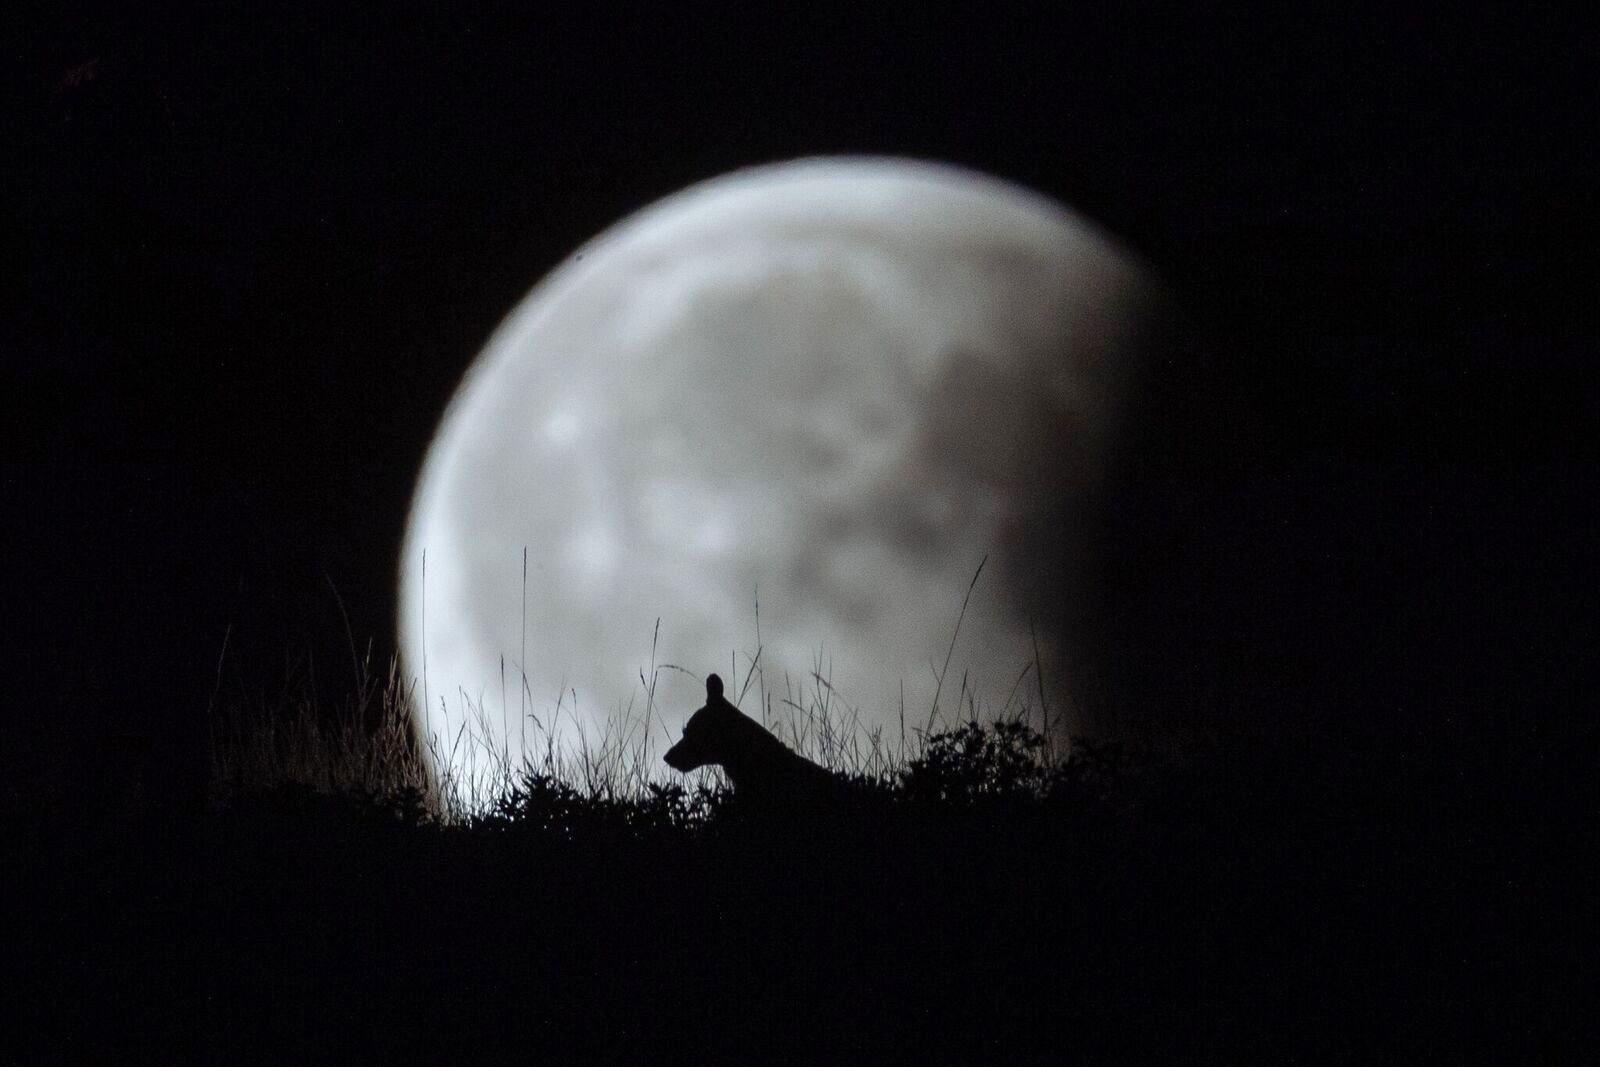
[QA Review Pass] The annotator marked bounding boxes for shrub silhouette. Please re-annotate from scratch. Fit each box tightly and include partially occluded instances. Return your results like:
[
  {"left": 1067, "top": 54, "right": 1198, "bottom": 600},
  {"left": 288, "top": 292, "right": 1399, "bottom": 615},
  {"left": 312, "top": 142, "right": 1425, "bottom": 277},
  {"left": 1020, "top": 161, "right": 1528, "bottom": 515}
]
[
  {"left": 71, "top": 667, "right": 1583, "bottom": 1064},
  {"left": 899, "top": 719, "right": 1055, "bottom": 809},
  {"left": 476, "top": 770, "right": 724, "bottom": 837}
]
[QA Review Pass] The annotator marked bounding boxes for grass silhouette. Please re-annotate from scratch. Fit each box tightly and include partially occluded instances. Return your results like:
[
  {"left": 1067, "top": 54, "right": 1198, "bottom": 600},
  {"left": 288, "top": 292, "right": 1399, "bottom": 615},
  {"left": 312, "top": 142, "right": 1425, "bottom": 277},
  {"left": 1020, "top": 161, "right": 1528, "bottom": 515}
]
[
  {"left": 8, "top": 605, "right": 1588, "bottom": 1062},
  {"left": 207, "top": 633, "right": 1094, "bottom": 829},
  {"left": 209, "top": 558, "right": 1091, "bottom": 827}
]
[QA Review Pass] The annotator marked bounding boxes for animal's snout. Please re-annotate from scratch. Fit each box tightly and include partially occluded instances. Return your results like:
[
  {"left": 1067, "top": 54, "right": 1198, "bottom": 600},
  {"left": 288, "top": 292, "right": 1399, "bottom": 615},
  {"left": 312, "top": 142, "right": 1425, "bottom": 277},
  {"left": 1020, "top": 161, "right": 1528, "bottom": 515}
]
[{"left": 663, "top": 740, "right": 692, "bottom": 772}]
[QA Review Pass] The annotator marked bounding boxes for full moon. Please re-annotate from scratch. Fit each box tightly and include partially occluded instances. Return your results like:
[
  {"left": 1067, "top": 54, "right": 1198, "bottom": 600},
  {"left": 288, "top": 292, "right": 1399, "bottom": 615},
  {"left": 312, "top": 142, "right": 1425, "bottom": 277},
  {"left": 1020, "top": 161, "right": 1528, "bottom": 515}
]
[{"left": 400, "top": 158, "right": 1159, "bottom": 797}]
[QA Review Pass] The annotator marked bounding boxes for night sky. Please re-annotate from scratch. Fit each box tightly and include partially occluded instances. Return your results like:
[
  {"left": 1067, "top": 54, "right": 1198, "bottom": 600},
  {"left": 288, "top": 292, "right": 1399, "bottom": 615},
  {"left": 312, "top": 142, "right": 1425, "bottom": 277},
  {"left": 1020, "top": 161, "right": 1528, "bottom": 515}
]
[{"left": 7, "top": 8, "right": 1591, "bottom": 782}]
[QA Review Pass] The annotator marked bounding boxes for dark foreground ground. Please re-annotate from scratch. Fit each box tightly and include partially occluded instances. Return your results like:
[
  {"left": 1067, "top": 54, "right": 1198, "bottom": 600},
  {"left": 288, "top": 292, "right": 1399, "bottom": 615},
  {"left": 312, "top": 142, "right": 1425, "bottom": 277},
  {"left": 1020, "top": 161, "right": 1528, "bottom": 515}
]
[{"left": 9, "top": 717, "right": 1594, "bottom": 1064}]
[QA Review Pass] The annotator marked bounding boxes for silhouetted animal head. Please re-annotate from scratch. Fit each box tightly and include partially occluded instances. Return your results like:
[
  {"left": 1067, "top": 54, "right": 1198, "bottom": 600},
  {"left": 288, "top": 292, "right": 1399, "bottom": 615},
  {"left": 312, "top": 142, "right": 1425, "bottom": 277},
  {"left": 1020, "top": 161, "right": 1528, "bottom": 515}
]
[
  {"left": 663, "top": 674, "right": 747, "bottom": 774},
  {"left": 664, "top": 674, "right": 841, "bottom": 801}
]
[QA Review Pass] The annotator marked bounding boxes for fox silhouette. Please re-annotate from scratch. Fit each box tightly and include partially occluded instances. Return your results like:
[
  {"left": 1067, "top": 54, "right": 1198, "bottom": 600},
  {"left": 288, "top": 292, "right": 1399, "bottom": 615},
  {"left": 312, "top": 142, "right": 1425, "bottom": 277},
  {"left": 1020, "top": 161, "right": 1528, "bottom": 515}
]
[{"left": 664, "top": 674, "right": 844, "bottom": 806}]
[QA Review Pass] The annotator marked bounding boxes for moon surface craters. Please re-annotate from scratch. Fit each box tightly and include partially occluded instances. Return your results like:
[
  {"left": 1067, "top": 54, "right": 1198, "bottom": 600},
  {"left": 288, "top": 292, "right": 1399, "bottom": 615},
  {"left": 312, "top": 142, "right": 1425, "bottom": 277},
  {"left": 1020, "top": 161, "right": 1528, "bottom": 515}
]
[{"left": 400, "top": 158, "right": 1158, "bottom": 790}]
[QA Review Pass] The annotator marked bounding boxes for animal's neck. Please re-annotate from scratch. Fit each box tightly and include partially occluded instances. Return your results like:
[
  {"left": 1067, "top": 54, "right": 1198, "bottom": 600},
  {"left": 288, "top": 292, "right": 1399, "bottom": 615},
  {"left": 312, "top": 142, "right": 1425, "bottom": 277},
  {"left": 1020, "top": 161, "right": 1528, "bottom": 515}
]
[
  {"left": 715, "top": 723, "right": 795, "bottom": 791},
  {"left": 718, "top": 747, "right": 774, "bottom": 791}
]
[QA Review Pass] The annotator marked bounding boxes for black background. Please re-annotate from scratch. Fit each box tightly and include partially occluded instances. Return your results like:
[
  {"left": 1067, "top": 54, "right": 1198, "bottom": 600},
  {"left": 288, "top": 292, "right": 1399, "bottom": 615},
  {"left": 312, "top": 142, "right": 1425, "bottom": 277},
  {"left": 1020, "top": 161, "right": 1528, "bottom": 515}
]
[{"left": 6, "top": 6, "right": 1592, "bottom": 776}]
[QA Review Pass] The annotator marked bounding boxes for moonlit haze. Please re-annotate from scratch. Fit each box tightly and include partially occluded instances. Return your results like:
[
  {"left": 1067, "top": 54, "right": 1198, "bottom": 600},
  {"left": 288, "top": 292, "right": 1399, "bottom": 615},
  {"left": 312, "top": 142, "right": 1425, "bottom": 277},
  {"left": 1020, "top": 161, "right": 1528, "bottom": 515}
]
[{"left": 400, "top": 158, "right": 1159, "bottom": 799}]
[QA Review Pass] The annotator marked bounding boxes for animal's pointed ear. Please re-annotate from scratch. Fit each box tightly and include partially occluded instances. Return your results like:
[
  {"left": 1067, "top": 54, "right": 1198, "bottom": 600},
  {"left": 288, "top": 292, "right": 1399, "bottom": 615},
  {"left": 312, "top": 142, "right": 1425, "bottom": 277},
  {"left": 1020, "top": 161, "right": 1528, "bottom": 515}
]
[{"left": 706, "top": 674, "right": 724, "bottom": 699}]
